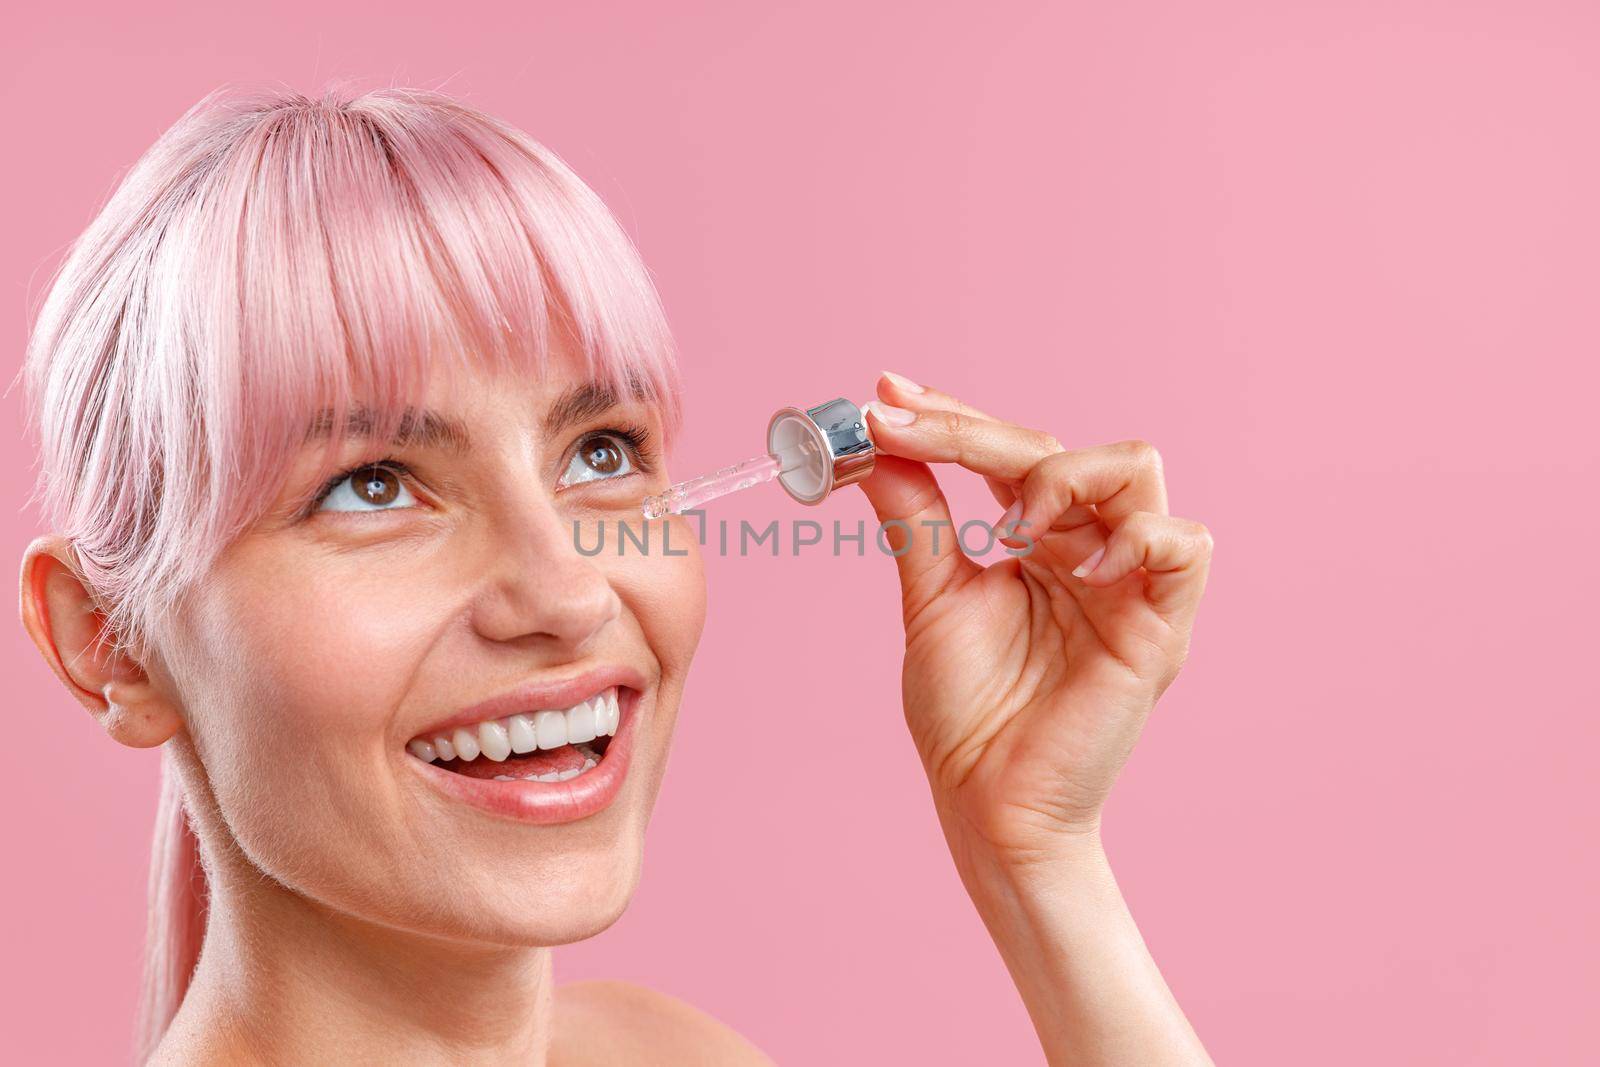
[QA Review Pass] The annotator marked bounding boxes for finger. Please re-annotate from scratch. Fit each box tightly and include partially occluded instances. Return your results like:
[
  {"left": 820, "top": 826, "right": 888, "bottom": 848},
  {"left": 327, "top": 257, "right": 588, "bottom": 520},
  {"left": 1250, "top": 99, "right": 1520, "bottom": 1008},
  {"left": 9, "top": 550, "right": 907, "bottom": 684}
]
[
  {"left": 1007, "top": 440, "right": 1168, "bottom": 543},
  {"left": 994, "top": 497, "right": 1102, "bottom": 552},
  {"left": 1074, "top": 512, "right": 1214, "bottom": 620},
  {"left": 863, "top": 403, "right": 1063, "bottom": 485},
  {"left": 1011, "top": 519, "right": 1106, "bottom": 575},
  {"left": 854, "top": 453, "right": 980, "bottom": 624},
  {"left": 874, "top": 371, "right": 1014, "bottom": 509},
  {"left": 877, "top": 369, "right": 1001, "bottom": 422}
]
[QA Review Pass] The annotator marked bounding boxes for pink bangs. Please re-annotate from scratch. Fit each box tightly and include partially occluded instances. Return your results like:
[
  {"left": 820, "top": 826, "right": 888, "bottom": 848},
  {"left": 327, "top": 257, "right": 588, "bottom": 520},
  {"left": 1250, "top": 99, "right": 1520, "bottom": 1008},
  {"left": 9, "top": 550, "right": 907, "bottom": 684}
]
[{"left": 20, "top": 86, "right": 682, "bottom": 660}]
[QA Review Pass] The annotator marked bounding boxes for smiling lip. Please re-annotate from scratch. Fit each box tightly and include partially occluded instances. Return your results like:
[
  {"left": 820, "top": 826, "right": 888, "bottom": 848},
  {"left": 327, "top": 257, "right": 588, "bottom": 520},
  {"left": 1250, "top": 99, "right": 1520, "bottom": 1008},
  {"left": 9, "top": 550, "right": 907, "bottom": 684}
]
[
  {"left": 409, "top": 664, "right": 647, "bottom": 741},
  {"left": 408, "top": 686, "right": 641, "bottom": 825}
]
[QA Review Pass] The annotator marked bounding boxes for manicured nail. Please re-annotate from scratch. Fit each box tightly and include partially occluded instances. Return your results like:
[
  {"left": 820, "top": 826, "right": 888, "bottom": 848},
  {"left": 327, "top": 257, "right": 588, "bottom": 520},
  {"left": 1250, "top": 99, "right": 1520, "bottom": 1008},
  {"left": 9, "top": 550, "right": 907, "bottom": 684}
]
[
  {"left": 865, "top": 400, "right": 916, "bottom": 426},
  {"left": 881, "top": 370, "right": 925, "bottom": 393},
  {"left": 997, "top": 499, "right": 1023, "bottom": 537},
  {"left": 1072, "top": 546, "right": 1106, "bottom": 578}
]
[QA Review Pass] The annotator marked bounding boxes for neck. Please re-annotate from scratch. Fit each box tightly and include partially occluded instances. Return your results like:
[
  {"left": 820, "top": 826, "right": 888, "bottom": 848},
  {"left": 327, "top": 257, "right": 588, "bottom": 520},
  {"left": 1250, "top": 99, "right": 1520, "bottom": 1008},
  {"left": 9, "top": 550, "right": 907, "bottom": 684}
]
[{"left": 162, "top": 872, "right": 555, "bottom": 1065}]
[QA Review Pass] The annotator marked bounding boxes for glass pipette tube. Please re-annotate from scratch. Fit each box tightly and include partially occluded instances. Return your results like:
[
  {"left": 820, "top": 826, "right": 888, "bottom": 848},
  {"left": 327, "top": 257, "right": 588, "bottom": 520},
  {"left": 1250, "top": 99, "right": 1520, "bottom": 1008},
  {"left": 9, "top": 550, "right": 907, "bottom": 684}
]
[{"left": 641, "top": 443, "right": 814, "bottom": 519}]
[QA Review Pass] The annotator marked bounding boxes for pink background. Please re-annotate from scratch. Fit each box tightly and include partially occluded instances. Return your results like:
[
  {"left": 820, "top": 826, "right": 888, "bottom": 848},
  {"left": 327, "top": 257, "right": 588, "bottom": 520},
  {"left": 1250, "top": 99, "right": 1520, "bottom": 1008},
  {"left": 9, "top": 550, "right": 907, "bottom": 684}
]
[{"left": 4, "top": 2, "right": 1598, "bottom": 1063}]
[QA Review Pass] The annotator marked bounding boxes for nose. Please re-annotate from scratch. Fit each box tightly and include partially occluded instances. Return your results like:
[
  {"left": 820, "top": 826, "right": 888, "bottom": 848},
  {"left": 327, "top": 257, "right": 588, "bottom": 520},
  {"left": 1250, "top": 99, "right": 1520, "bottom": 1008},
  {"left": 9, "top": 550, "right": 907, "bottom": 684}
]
[{"left": 471, "top": 499, "right": 622, "bottom": 654}]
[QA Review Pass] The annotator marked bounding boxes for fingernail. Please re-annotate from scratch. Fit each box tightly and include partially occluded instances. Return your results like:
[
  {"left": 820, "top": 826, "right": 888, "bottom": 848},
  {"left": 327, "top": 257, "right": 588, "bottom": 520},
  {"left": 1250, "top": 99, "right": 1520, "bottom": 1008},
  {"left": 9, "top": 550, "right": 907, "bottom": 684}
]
[
  {"left": 881, "top": 370, "right": 925, "bottom": 393},
  {"left": 1072, "top": 546, "right": 1106, "bottom": 578},
  {"left": 865, "top": 400, "right": 916, "bottom": 426},
  {"left": 997, "top": 499, "right": 1023, "bottom": 536}
]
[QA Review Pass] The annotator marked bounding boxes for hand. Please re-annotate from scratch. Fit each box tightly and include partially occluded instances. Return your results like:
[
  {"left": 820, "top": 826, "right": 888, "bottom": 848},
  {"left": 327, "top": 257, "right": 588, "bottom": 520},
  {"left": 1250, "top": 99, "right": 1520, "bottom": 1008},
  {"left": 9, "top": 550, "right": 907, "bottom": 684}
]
[{"left": 857, "top": 372, "right": 1214, "bottom": 878}]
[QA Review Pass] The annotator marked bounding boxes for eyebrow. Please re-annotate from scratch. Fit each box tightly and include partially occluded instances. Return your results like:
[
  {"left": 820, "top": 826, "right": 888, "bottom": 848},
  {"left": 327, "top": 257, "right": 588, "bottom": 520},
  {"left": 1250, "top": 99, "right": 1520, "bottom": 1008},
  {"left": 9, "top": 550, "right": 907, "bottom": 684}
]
[{"left": 301, "top": 381, "right": 647, "bottom": 453}]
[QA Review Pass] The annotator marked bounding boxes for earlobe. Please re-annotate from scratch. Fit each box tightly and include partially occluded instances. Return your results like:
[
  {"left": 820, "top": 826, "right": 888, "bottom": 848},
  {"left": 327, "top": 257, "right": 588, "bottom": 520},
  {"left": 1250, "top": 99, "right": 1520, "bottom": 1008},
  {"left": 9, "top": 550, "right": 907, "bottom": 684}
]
[{"left": 18, "top": 534, "right": 184, "bottom": 749}]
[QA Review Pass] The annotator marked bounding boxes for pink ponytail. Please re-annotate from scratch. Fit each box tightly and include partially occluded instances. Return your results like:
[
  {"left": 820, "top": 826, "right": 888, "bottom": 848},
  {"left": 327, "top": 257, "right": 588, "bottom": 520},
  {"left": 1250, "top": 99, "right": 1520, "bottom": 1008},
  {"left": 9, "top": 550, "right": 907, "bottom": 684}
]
[{"left": 133, "top": 749, "right": 208, "bottom": 1063}]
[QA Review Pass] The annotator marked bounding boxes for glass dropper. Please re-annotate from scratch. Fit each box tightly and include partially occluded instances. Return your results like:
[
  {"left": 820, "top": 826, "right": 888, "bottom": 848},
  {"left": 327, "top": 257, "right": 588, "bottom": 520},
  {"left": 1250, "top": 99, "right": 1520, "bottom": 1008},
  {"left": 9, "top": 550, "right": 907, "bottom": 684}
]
[
  {"left": 640, "top": 443, "right": 816, "bottom": 519},
  {"left": 640, "top": 397, "right": 877, "bottom": 519}
]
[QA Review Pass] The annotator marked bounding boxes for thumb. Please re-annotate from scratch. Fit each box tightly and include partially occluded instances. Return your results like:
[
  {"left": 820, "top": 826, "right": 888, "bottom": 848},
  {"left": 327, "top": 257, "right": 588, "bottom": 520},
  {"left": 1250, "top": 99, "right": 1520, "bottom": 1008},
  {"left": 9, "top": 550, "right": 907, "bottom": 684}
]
[{"left": 855, "top": 451, "right": 976, "bottom": 623}]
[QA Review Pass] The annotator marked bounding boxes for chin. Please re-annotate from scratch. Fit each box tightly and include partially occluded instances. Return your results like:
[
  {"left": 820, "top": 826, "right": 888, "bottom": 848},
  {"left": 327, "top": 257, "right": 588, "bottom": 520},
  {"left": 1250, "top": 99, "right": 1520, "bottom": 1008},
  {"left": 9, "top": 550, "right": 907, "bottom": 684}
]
[{"left": 414, "top": 818, "right": 649, "bottom": 949}]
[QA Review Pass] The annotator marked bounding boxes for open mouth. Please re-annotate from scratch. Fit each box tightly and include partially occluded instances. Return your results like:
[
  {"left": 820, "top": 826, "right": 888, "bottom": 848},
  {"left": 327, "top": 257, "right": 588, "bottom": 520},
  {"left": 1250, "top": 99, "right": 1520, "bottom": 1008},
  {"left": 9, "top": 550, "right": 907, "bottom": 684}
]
[{"left": 406, "top": 686, "right": 621, "bottom": 784}]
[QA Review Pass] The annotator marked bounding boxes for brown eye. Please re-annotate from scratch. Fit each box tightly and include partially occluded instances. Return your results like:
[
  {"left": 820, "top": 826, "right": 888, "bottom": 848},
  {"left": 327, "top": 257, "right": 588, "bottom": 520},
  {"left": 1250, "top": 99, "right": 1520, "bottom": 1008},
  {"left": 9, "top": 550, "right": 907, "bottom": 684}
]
[
  {"left": 314, "top": 462, "right": 417, "bottom": 514},
  {"left": 354, "top": 465, "right": 402, "bottom": 505},
  {"left": 559, "top": 432, "right": 638, "bottom": 487},
  {"left": 584, "top": 439, "right": 623, "bottom": 474}
]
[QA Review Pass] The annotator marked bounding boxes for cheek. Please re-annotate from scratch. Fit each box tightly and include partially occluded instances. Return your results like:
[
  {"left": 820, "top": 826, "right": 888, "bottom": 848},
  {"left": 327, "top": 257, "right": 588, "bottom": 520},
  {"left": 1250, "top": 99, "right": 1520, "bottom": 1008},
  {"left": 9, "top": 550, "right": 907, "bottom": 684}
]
[
  {"left": 176, "top": 550, "right": 448, "bottom": 884},
  {"left": 608, "top": 530, "right": 707, "bottom": 672},
  {"left": 210, "top": 563, "right": 430, "bottom": 741}
]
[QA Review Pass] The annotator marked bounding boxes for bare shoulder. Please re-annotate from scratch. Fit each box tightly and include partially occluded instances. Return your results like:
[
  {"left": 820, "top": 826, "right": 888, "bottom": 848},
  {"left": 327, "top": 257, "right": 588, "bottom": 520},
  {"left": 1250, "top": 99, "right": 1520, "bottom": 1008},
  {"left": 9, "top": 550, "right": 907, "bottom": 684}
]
[{"left": 552, "top": 979, "right": 777, "bottom": 1067}]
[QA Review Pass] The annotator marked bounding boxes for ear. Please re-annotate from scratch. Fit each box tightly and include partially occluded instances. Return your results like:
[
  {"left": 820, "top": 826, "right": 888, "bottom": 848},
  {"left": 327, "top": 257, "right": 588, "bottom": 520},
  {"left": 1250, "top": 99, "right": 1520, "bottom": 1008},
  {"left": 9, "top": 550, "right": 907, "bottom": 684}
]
[{"left": 18, "top": 534, "right": 183, "bottom": 749}]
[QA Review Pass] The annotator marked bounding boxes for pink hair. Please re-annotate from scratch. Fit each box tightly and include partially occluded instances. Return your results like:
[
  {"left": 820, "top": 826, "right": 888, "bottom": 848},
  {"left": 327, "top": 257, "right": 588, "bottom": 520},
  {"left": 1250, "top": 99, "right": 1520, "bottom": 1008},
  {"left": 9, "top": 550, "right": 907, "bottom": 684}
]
[{"left": 17, "top": 86, "right": 683, "bottom": 1062}]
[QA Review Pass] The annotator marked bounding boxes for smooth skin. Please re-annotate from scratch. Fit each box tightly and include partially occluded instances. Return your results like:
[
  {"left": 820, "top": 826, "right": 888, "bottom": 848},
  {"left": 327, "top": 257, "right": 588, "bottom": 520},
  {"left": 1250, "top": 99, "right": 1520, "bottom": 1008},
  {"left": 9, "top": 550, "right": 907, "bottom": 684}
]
[{"left": 19, "top": 356, "right": 1213, "bottom": 1064}]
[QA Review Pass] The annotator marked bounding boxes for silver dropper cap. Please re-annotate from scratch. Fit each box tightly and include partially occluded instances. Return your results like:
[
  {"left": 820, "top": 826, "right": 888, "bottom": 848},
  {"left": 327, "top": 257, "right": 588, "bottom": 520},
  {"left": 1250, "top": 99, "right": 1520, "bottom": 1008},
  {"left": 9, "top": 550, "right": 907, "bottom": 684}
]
[{"left": 765, "top": 397, "right": 877, "bottom": 505}]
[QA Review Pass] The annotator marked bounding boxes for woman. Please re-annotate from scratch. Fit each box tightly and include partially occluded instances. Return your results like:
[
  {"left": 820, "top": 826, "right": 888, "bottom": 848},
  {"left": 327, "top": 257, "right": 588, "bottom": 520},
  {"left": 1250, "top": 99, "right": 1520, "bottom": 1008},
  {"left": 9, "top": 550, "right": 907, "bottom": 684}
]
[{"left": 17, "top": 87, "right": 1215, "bottom": 1064}]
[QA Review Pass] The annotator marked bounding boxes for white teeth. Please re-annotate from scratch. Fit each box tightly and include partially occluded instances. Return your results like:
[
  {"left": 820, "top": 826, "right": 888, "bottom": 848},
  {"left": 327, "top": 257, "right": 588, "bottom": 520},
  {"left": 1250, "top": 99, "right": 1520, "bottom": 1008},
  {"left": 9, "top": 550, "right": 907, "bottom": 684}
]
[
  {"left": 507, "top": 713, "right": 538, "bottom": 754},
  {"left": 410, "top": 687, "right": 622, "bottom": 764},
  {"left": 566, "top": 698, "right": 597, "bottom": 744},
  {"left": 478, "top": 719, "right": 511, "bottom": 762},
  {"left": 451, "top": 728, "right": 481, "bottom": 762},
  {"left": 489, "top": 757, "right": 599, "bottom": 782},
  {"left": 535, "top": 709, "right": 568, "bottom": 750}
]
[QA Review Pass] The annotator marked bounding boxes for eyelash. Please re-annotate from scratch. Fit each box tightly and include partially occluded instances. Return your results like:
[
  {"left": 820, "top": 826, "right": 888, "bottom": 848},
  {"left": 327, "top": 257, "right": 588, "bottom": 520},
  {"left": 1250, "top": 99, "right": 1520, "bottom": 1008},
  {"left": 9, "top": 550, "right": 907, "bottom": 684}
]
[{"left": 306, "top": 424, "right": 657, "bottom": 514}]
